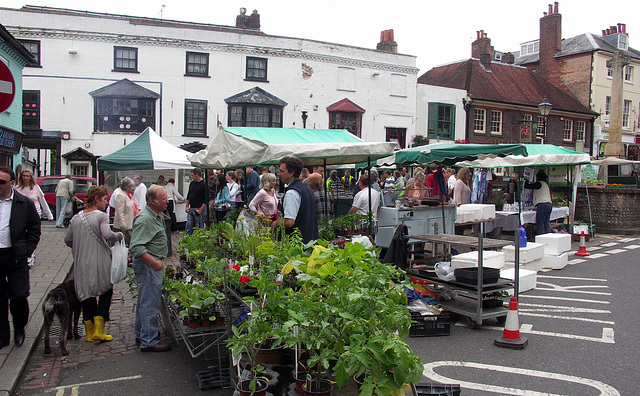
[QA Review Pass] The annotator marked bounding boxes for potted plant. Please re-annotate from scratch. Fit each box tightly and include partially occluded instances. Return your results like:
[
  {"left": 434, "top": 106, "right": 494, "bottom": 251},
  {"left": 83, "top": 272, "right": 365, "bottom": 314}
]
[
  {"left": 411, "top": 134, "right": 429, "bottom": 147},
  {"left": 227, "top": 320, "right": 269, "bottom": 396}
]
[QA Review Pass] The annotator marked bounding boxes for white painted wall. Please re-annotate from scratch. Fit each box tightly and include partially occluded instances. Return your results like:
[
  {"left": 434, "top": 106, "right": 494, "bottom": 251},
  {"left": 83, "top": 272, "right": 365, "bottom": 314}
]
[
  {"left": 1, "top": 7, "right": 418, "bottom": 175},
  {"left": 416, "top": 84, "right": 467, "bottom": 142}
]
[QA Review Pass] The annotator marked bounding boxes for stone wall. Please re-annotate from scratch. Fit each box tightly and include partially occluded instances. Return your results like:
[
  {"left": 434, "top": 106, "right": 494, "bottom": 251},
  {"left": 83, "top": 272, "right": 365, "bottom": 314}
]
[{"left": 574, "top": 187, "right": 640, "bottom": 234}]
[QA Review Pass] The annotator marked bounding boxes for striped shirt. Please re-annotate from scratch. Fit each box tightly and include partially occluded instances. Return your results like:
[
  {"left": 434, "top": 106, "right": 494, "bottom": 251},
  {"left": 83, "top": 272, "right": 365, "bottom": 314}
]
[{"left": 130, "top": 206, "right": 168, "bottom": 259}]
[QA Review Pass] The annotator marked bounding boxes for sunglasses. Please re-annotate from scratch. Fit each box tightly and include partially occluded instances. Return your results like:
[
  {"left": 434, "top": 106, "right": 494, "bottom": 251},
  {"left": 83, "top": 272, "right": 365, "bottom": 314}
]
[{"left": 0, "top": 180, "right": 9, "bottom": 185}]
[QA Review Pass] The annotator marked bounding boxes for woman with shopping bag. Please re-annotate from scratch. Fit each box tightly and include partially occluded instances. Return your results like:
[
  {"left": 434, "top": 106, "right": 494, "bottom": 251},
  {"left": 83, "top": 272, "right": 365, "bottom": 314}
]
[{"left": 64, "top": 186, "right": 123, "bottom": 343}]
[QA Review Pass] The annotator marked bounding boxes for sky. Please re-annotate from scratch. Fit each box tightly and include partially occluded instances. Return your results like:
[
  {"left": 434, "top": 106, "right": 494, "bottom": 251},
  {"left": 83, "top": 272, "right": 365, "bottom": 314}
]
[{"left": 2, "top": 0, "right": 638, "bottom": 73}]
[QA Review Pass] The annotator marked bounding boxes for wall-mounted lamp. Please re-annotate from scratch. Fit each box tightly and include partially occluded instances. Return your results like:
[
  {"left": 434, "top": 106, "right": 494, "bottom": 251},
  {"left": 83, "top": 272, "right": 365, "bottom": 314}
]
[
  {"left": 462, "top": 93, "right": 474, "bottom": 110},
  {"left": 68, "top": 49, "right": 78, "bottom": 55}
]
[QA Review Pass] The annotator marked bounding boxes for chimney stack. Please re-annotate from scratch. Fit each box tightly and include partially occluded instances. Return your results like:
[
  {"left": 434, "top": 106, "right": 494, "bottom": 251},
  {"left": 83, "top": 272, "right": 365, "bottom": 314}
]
[
  {"left": 471, "top": 29, "right": 494, "bottom": 60},
  {"left": 236, "top": 8, "right": 261, "bottom": 30},
  {"left": 377, "top": 29, "right": 398, "bottom": 53},
  {"left": 538, "top": 2, "right": 562, "bottom": 79},
  {"left": 502, "top": 52, "right": 515, "bottom": 64}
]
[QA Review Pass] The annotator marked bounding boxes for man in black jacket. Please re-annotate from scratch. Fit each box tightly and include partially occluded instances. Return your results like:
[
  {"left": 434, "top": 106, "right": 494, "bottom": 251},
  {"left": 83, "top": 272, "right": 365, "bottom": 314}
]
[{"left": 0, "top": 166, "right": 41, "bottom": 349}]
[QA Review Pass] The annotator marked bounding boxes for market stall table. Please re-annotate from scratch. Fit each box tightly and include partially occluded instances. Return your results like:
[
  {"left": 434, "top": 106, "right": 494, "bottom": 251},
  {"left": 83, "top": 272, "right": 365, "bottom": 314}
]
[{"left": 486, "top": 206, "right": 569, "bottom": 232}]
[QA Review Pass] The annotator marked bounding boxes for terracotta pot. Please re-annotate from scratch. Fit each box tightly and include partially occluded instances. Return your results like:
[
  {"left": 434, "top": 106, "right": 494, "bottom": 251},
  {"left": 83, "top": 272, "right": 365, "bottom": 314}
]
[
  {"left": 302, "top": 379, "right": 333, "bottom": 396},
  {"left": 187, "top": 321, "right": 199, "bottom": 329},
  {"left": 295, "top": 371, "right": 308, "bottom": 394},
  {"left": 237, "top": 379, "right": 267, "bottom": 396},
  {"left": 254, "top": 344, "right": 285, "bottom": 365},
  {"left": 200, "top": 320, "right": 211, "bottom": 327}
]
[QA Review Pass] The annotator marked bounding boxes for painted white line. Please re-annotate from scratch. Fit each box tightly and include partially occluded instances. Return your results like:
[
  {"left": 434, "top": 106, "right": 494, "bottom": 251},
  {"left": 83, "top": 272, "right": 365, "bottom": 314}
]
[
  {"left": 623, "top": 244, "right": 640, "bottom": 249},
  {"left": 537, "top": 274, "right": 608, "bottom": 282},
  {"left": 536, "top": 282, "right": 611, "bottom": 296},
  {"left": 587, "top": 246, "right": 603, "bottom": 250},
  {"left": 519, "top": 312, "right": 614, "bottom": 324},
  {"left": 0, "top": 80, "right": 12, "bottom": 95},
  {"left": 605, "top": 248, "right": 627, "bottom": 254},
  {"left": 71, "top": 386, "right": 78, "bottom": 396},
  {"left": 520, "top": 302, "right": 611, "bottom": 314},
  {"left": 601, "top": 242, "right": 619, "bottom": 247},
  {"left": 585, "top": 253, "right": 610, "bottom": 259},
  {"left": 423, "top": 361, "right": 620, "bottom": 395},
  {"left": 568, "top": 258, "right": 587, "bottom": 264},
  {"left": 56, "top": 389, "right": 64, "bottom": 396},
  {"left": 52, "top": 375, "right": 143, "bottom": 391},
  {"left": 481, "top": 323, "right": 616, "bottom": 343},
  {"left": 519, "top": 294, "right": 611, "bottom": 304},
  {"left": 619, "top": 238, "right": 637, "bottom": 243},
  {"left": 535, "top": 287, "right": 611, "bottom": 296}
]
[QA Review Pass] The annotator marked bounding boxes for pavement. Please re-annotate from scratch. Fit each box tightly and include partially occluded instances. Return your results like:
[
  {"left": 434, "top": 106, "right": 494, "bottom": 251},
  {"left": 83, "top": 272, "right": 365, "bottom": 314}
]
[
  {"left": 0, "top": 222, "right": 620, "bottom": 396},
  {"left": 0, "top": 223, "right": 183, "bottom": 396}
]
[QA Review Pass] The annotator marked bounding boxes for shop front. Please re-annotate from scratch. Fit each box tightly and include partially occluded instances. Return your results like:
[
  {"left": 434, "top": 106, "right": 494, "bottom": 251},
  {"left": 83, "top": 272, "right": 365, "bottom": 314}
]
[{"left": 0, "top": 125, "right": 24, "bottom": 168}]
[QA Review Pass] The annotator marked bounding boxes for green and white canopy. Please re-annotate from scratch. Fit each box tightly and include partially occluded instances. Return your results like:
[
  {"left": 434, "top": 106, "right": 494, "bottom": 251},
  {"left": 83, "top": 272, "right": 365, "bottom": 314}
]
[
  {"left": 97, "top": 127, "right": 192, "bottom": 171},
  {"left": 456, "top": 144, "right": 590, "bottom": 168},
  {"left": 188, "top": 127, "right": 396, "bottom": 168}
]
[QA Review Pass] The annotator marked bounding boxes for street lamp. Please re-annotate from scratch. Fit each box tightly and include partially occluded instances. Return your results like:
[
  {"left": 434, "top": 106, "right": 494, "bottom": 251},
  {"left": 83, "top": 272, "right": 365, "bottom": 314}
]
[{"left": 537, "top": 96, "right": 552, "bottom": 144}]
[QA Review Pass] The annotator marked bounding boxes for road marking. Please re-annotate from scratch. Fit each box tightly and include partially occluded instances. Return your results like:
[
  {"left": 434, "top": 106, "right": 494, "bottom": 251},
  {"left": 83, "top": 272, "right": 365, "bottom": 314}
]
[
  {"left": 423, "top": 361, "right": 620, "bottom": 395},
  {"left": 588, "top": 246, "right": 603, "bottom": 250},
  {"left": 52, "top": 375, "right": 143, "bottom": 391},
  {"left": 606, "top": 248, "right": 627, "bottom": 254},
  {"left": 71, "top": 386, "right": 78, "bottom": 396},
  {"left": 519, "top": 312, "right": 614, "bottom": 324},
  {"left": 536, "top": 282, "right": 611, "bottom": 296},
  {"left": 537, "top": 274, "right": 607, "bottom": 281},
  {"left": 623, "top": 244, "right": 640, "bottom": 249},
  {"left": 619, "top": 238, "right": 638, "bottom": 243},
  {"left": 586, "top": 253, "right": 609, "bottom": 259},
  {"left": 519, "top": 294, "right": 610, "bottom": 304},
  {"left": 601, "top": 242, "right": 619, "bottom": 247},
  {"left": 483, "top": 322, "right": 615, "bottom": 343},
  {"left": 520, "top": 302, "right": 611, "bottom": 314},
  {"left": 568, "top": 258, "right": 587, "bottom": 264}
]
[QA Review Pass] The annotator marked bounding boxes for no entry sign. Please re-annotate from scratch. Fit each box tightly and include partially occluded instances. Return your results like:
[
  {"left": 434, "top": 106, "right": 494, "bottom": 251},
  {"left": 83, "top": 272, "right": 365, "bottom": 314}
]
[{"left": 0, "top": 61, "right": 16, "bottom": 114}]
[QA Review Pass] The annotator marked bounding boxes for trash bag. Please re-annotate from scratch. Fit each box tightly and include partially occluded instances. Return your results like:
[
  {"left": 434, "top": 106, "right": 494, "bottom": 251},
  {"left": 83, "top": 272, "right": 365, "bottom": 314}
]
[
  {"left": 434, "top": 261, "right": 455, "bottom": 281},
  {"left": 111, "top": 239, "right": 128, "bottom": 284}
]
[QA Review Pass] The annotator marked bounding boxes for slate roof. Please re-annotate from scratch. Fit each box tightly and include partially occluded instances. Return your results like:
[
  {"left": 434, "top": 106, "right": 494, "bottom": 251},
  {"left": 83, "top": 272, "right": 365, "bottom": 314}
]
[
  {"left": 224, "top": 86, "right": 287, "bottom": 106},
  {"left": 516, "top": 33, "right": 640, "bottom": 65},
  {"left": 418, "top": 59, "right": 596, "bottom": 115},
  {"left": 89, "top": 79, "right": 161, "bottom": 98}
]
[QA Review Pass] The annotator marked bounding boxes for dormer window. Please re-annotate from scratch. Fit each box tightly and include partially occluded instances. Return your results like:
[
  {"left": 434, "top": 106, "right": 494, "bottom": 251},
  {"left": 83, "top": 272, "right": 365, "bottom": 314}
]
[
  {"left": 618, "top": 33, "right": 628, "bottom": 50},
  {"left": 520, "top": 40, "right": 539, "bottom": 56}
]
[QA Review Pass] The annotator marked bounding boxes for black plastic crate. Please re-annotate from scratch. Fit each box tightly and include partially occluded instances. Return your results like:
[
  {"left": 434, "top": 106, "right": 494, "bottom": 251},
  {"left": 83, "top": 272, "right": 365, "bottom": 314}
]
[
  {"left": 414, "top": 382, "right": 461, "bottom": 396},
  {"left": 454, "top": 267, "right": 500, "bottom": 285},
  {"left": 409, "top": 311, "right": 450, "bottom": 337}
]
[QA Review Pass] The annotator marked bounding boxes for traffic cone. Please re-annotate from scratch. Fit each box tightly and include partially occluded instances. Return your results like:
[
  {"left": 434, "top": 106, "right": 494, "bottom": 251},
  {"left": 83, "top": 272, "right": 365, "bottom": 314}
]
[
  {"left": 575, "top": 231, "right": 590, "bottom": 256},
  {"left": 494, "top": 296, "right": 528, "bottom": 349}
]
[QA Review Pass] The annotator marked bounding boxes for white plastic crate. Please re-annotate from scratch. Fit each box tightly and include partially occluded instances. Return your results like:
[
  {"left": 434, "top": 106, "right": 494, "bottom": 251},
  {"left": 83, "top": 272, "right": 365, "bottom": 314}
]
[
  {"left": 454, "top": 209, "right": 475, "bottom": 224},
  {"left": 451, "top": 250, "right": 506, "bottom": 269},
  {"left": 535, "top": 233, "right": 572, "bottom": 255},
  {"left": 521, "top": 258, "right": 543, "bottom": 272},
  {"left": 501, "top": 268, "right": 537, "bottom": 292},
  {"left": 502, "top": 242, "right": 545, "bottom": 263},
  {"left": 542, "top": 252, "right": 568, "bottom": 270},
  {"left": 459, "top": 204, "right": 495, "bottom": 221}
]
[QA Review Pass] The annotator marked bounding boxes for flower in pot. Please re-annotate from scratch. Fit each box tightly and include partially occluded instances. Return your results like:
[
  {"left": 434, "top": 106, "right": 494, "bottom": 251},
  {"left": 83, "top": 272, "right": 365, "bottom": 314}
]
[{"left": 411, "top": 134, "right": 429, "bottom": 146}]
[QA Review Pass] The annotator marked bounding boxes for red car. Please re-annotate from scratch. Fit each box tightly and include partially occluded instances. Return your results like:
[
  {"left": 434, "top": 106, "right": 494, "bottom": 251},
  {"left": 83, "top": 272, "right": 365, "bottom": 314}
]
[{"left": 37, "top": 176, "right": 96, "bottom": 218}]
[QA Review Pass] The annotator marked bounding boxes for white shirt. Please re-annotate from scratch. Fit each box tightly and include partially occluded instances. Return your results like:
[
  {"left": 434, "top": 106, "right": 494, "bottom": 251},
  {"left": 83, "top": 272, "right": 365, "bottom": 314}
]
[
  {"left": 134, "top": 183, "right": 147, "bottom": 210},
  {"left": 227, "top": 182, "right": 238, "bottom": 201},
  {"left": 0, "top": 190, "right": 14, "bottom": 248},
  {"left": 164, "top": 182, "right": 184, "bottom": 201},
  {"left": 283, "top": 183, "right": 301, "bottom": 220},
  {"left": 109, "top": 187, "right": 121, "bottom": 209},
  {"left": 448, "top": 175, "right": 456, "bottom": 192},
  {"left": 352, "top": 187, "right": 381, "bottom": 219}
]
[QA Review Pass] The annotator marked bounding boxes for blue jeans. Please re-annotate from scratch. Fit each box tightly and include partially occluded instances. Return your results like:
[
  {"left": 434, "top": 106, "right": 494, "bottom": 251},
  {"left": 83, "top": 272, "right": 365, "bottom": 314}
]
[
  {"left": 55, "top": 196, "right": 69, "bottom": 227},
  {"left": 133, "top": 258, "right": 163, "bottom": 348},
  {"left": 536, "top": 202, "right": 553, "bottom": 235},
  {"left": 185, "top": 207, "right": 206, "bottom": 235}
]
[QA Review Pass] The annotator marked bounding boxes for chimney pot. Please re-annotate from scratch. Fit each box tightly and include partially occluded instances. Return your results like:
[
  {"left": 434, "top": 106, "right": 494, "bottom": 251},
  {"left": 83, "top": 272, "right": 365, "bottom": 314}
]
[
  {"left": 622, "top": 23, "right": 626, "bottom": 33},
  {"left": 380, "top": 31, "right": 384, "bottom": 42},
  {"left": 543, "top": 12, "right": 548, "bottom": 16},
  {"left": 389, "top": 29, "right": 394, "bottom": 41},
  {"left": 553, "top": 2, "right": 558, "bottom": 13},
  {"left": 548, "top": 4, "right": 553, "bottom": 14}
]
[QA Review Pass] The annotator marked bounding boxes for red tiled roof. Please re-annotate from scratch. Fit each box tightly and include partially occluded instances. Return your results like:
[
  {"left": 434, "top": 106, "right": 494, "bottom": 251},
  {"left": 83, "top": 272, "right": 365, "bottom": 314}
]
[
  {"left": 418, "top": 59, "right": 595, "bottom": 115},
  {"left": 326, "top": 98, "right": 365, "bottom": 113}
]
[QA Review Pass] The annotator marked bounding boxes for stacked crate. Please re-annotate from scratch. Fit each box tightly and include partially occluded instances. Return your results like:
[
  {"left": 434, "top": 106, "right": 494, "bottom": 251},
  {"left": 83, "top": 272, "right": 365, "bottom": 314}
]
[{"left": 535, "top": 233, "right": 572, "bottom": 270}]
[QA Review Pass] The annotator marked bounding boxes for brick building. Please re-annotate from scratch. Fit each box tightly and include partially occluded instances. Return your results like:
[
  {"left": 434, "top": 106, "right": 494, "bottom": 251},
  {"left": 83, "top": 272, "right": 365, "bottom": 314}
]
[
  {"left": 417, "top": 30, "right": 597, "bottom": 148},
  {"left": 516, "top": 2, "right": 640, "bottom": 158}
]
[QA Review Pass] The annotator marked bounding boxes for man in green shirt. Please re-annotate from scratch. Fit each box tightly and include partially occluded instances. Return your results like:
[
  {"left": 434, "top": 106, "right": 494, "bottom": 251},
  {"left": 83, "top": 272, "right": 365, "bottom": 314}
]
[{"left": 130, "top": 184, "right": 171, "bottom": 352}]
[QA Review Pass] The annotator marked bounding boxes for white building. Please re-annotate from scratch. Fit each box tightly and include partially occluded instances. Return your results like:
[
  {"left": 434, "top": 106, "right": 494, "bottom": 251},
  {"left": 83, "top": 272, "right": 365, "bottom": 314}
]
[{"left": 0, "top": 6, "right": 418, "bottom": 178}]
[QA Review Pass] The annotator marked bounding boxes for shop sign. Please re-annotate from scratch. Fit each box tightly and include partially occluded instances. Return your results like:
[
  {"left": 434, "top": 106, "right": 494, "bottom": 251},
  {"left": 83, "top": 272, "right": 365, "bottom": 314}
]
[{"left": 0, "top": 126, "right": 24, "bottom": 154}]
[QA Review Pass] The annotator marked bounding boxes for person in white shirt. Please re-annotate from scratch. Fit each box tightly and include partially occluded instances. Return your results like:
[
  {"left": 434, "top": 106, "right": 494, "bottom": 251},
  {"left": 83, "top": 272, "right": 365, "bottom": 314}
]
[
  {"left": 164, "top": 178, "right": 184, "bottom": 231},
  {"left": 349, "top": 174, "right": 381, "bottom": 220},
  {"left": 225, "top": 171, "right": 239, "bottom": 208},
  {"left": 108, "top": 186, "right": 122, "bottom": 222},
  {"left": 133, "top": 175, "right": 147, "bottom": 210}
]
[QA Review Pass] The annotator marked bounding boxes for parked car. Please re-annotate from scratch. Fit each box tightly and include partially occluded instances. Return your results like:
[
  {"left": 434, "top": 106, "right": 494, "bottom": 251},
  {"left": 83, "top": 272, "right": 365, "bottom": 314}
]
[{"left": 37, "top": 176, "right": 96, "bottom": 219}]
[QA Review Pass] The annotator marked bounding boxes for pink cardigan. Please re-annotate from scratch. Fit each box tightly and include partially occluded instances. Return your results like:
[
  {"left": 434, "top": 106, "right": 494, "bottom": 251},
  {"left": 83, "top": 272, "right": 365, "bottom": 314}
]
[{"left": 248, "top": 189, "right": 278, "bottom": 217}]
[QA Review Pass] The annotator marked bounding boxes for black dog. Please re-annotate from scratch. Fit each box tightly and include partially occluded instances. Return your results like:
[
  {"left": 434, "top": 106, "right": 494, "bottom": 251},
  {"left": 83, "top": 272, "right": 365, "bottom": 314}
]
[{"left": 43, "top": 280, "right": 81, "bottom": 355}]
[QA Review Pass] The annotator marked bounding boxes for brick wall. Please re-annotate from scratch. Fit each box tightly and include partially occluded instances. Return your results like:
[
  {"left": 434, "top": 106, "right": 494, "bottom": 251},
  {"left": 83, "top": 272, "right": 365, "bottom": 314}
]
[{"left": 574, "top": 187, "right": 640, "bottom": 234}]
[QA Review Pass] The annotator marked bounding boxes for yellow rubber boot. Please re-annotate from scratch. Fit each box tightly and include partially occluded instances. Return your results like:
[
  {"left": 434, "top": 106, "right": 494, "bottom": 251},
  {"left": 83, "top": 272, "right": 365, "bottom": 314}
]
[
  {"left": 83, "top": 320, "right": 95, "bottom": 342},
  {"left": 93, "top": 316, "right": 113, "bottom": 342}
]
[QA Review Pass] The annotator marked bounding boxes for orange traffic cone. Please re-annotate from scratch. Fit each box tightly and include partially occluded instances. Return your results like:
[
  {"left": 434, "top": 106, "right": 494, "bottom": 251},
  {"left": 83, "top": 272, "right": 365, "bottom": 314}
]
[
  {"left": 494, "top": 296, "right": 528, "bottom": 349},
  {"left": 575, "top": 231, "right": 590, "bottom": 256}
]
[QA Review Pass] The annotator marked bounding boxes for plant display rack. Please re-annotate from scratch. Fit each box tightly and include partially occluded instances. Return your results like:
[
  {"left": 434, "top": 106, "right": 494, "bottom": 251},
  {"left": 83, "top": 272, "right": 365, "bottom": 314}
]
[{"left": 408, "top": 223, "right": 513, "bottom": 328}]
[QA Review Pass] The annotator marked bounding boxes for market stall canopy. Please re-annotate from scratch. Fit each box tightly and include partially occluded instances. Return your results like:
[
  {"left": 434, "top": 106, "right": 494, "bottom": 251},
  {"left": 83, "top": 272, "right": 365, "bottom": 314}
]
[
  {"left": 97, "top": 127, "right": 192, "bottom": 170},
  {"left": 456, "top": 144, "right": 590, "bottom": 168},
  {"left": 590, "top": 157, "right": 640, "bottom": 165},
  {"left": 356, "top": 143, "right": 527, "bottom": 168},
  {"left": 188, "top": 127, "right": 396, "bottom": 168}
]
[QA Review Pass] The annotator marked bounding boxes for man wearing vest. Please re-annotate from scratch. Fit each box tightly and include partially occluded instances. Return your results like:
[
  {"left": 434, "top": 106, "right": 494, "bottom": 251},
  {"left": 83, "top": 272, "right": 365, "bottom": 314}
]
[
  {"left": 393, "top": 170, "right": 406, "bottom": 201},
  {"left": 278, "top": 156, "right": 318, "bottom": 243}
]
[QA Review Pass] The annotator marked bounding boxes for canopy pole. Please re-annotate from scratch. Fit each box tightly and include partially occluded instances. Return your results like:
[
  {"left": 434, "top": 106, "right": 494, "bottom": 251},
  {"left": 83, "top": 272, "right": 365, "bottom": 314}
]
[
  {"left": 205, "top": 168, "right": 211, "bottom": 228},
  {"left": 323, "top": 159, "right": 328, "bottom": 220},
  {"left": 367, "top": 157, "right": 373, "bottom": 237}
]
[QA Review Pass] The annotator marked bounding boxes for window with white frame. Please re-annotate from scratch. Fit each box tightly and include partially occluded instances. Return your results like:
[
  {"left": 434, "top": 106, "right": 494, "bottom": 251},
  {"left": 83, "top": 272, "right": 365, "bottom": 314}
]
[
  {"left": 576, "top": 121, "right": 586, "bottom": 141},
  {"left": 619, "top": 34, "right": 628, "bottom": 50},
  {"left": 624, "top": 66, "right": 633, "bottom": 83},
  {"left": 474, "top": 108, "right": 486, "bottom": 133},
  {"left": 623, "top": 100, "right": 631, "bottom": 128},
  {"left": 490, "top": 110, "right": 502, "bottom": 135},
  {"left": 607, "top": 66, "right": 613, "bottom": 78},
  {"left": 563, "top": 119, "right": 573, "bottom": 141},
  {"left": 536, "top": 116, "right": 545, "bottom": 136},
  {"left": 71, "top": 164, "right": 88, "bottom": 176},
  {"left": 605, "top": 96, "right": 611, "bottom": 115},
  {"left": 520, "top": 41, "right": 539, "bottom": 56}
]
